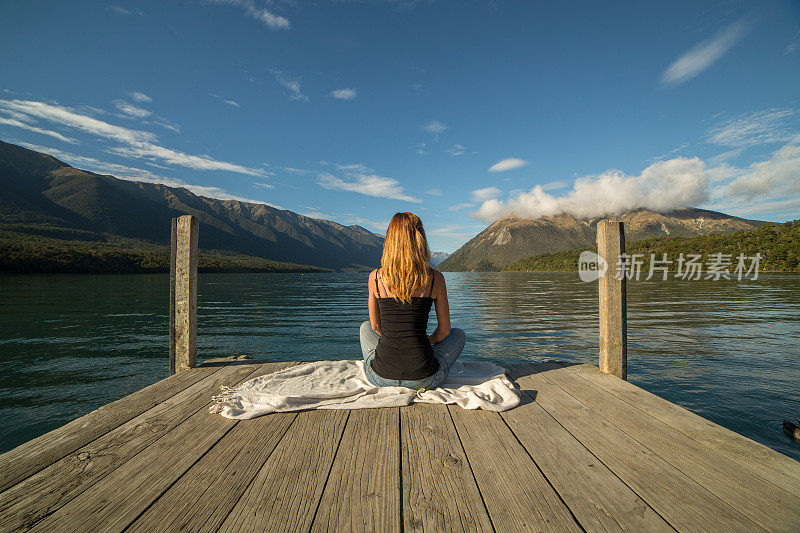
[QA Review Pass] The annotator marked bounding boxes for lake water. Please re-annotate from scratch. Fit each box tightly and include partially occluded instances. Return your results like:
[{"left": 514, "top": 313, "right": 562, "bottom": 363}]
[{"left": 1, "top": 272, "right": 799, "bottom": 461}]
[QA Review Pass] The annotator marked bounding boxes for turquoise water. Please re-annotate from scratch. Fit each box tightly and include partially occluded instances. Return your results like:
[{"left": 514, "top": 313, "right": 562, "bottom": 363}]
[{"left": 1, "top": 272, "right": 798, "bottom": 460}]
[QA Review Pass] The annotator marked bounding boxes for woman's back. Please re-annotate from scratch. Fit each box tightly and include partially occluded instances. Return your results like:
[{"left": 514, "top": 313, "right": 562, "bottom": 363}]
[{"left": 371, "top": 268, "right": 440, "bottom": 380}]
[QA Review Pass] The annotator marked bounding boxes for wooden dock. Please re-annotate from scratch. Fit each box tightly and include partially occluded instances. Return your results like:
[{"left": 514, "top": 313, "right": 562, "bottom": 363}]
[{"left": 1, "top": 359, "right": 799, "bottom": 532}]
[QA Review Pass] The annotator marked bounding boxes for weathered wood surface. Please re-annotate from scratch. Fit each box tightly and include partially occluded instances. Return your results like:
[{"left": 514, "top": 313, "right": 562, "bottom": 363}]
[
  {"left": 171, "top": 214, "right": 198, "bottom": 374},
  {"left": 401, "top": 403, "right": 492, "bottom": 532},
  {"left": 2, "top": 360, "right": 799, "bottom": 533},
  {"left": 597, "top": 219, "right": 627, "bottom": 379},
  {"left": 310, "top": 407, "right": 400, "bottom": 532}
]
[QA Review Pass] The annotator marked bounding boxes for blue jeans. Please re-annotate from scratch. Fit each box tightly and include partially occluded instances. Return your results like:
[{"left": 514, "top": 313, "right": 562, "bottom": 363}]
[{"left": 359, "top": 320, "right": 465, "bottom": 390}]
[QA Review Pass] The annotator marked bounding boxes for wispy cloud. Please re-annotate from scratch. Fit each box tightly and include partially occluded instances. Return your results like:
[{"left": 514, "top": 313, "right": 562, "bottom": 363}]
[
  {"left": 334, "top": 162, "right": 373, "bottom": 173},
  {"left": 471, "top": 186, "right": 501, "bottom": 202},
  {"left": 0, "top": 115, "right": 78, "bottom": 144},
  {"left": 114, "top": 100, "right": 152, "bottom": 118},
  {"left": 426, "top": 188, "right": 443, "bottom": 196},
  {"left": 449, "top": 203, "right": 475, "bottom": 212},
  {"left": 706, "top": 108, "right": 799, "bottom": 147},
  {"left": 427, "top": 224, "right": 482, "bottom": 239},
  {"left": 209, "top": 93, "right": 242, "bottom": 108},
  {"left": 541, "top": 180, "right": 567, "bottom": 191},
  {"left": 272, "top": 71, "right": 308, "bottom": 101},
  {"left": 661, "top": 20, "right": 749, "bottom": 85},
  {"left": 445, "top": 144, "right": 466, "bottom": 156},
  {"left": 0, "top": 99, "right": 266, "bottom": 176},
  {"left": 16, "top": 142, "right": 275, "bottom": 204},
  {"left": 317, "top": 171, "right": 421, "bottom": 202},
  {"left": 421, "top": 119, "right": 447, "bottom": 137},
  {"left": 110, "top": 5, "right": 143, "bottom": 16},
  {"left": 129, "top": 91, "right": 152, "bottom": 103},
  {"left": 207, "top": 0, "right": 289, "bottom": 30},
  {"left": 785, "top": 31, "right": 799, "bottom": 55},
  {"left": 721, "top": 143, "right": 800, "bottom": 198},
  {"left": 330, "top": 88, "right": 357, "bottom": 100},
  {"left": 412, "top": 142, "right": 429, "bottom": 155},
  {"left": 488, "top": 158, "right": 529, "bottom": 172}
]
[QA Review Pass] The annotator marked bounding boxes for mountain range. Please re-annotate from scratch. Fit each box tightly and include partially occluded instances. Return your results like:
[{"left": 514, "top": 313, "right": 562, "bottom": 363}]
[
  {"left": 0, "top": 140, "right": 384, "bottom": 270},
  {"left": 438, "top": 208, "right": 771, "bottom": 271},
  {"left": 0, "top": 141, "right": 774, "bottom": 274}
]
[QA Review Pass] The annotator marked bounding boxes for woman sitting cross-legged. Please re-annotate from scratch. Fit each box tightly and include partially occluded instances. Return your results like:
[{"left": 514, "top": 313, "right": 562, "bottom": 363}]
[{"left": 360, "top": 212, "right": 465, "bottom": 390}]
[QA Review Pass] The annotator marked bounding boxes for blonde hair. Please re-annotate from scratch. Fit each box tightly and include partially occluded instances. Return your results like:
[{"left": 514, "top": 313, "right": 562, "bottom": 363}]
[{"left": 381, "top": 212, "right": 431, "bottom": 304}]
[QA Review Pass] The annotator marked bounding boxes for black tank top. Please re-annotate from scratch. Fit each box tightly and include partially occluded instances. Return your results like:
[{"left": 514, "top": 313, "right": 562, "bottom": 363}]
[{"left": 371, "top": 269, "right": 440, "bottom": 380}]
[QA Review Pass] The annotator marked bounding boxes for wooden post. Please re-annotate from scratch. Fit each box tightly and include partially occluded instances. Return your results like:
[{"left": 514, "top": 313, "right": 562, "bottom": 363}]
[
  {"left": 597, "top": 220, "right": 627, "bottom": 380},
  {"left": 170, "top": 215, "right": 198, "bottom": 374}
]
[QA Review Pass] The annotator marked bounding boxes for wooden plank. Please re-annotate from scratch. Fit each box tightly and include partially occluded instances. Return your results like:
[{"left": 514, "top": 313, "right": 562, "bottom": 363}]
[
  {"left": 126, "top": 412, "right": 298, "bottom": 532},
  {"left": 310, "top": 407, "right": 400, "bottom": 533},
  {"left": 507, "top": 363, "right": 763, "bottom": 533},
  {"left": 499, "top": 383, "right": 673, "bottom": 532},
  {"left": 217, "top": 409, "right": 350, "bottom": 533},
  {"left": 25, "top": 362, "right": 291, "bottom": 533},
  {"left": 560, "top": 362, "right": 800, "bottom": 496},
  {"left": 597, "top": 219, "right": 627, "bottom": 380},
  {"left": 447, "top": 404, "right": 581, "bottom": 532},
  {"left": 0, "top": 364, "right": 258, "bottom": 533},
  {"left": 0, "top": 365, "right": 216, "bottom": 493},
  {"left": 400, "top": 403, "right": 493, "bottom": 532},
  {"left": 537, "top": 362, "right": 800, "bottom": 531}
]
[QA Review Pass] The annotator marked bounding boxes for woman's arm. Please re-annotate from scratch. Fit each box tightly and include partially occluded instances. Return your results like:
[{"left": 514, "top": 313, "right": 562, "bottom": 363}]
[
  {"left": 368, "top": 269, "right": 382, "bottom": 335},
  {"left": 428, "top": 270, "right": 451, "bottom": 344}
]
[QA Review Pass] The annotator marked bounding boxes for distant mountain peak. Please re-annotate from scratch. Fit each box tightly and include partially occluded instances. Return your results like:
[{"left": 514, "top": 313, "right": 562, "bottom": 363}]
[{"left": 439, "top": 207, "right": 770, "bottom": 272}]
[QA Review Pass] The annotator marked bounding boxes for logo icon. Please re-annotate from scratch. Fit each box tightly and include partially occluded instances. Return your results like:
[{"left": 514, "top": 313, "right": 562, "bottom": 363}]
[{"left": 578, "top": 251, "right": 607, "bottom": 282}]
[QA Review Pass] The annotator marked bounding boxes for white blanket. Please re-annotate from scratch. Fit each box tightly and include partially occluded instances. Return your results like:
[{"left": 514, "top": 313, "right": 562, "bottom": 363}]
[{"left": 209, "top": 360, "right": 520, "bottom": 419}]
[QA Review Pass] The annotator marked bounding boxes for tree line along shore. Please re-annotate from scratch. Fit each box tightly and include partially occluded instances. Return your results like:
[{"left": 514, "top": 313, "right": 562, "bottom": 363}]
[
  {"left": 503, "top": 219, "right": 800, "bottom": 273},
  {"left": 1, "top": 219, "right": 797, "bottom": 275},
  {"left": 0, "top": 228, "right": 332, "bottom": 274}
]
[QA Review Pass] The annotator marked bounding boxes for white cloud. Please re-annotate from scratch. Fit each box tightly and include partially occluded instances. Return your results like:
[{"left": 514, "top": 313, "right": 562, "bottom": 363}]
[
  {"left": 317, "top": 172, "right": 421, "bottom": 202},
  {"left": 471, "top": 186, "right": 501, "bottom": 202},
  {"left": 661, "top": 20, "right": 749, "bottom": 85},
  {"left": 223, "top": 99, "right": 241, "bottom": 107},
  {"left": 426, "top": 188, "right": 443, "bottom": 196},
  {"left": 0, "top": 99, "right": 266, "bottom": 176},
  {"left": 706, "top": 108, "right": 799, "bottom": 147},
  {"left": 724, "top": 143, "right": 800, "bottom": 197},
  {"left": 105, "top": 144, "right": 266, "bottom": 175},
  {"left": 541, "top": 180, "right": 567, "bottom": 190},
  {"left": 473, "top": 157, "right": 711, "bottom": 222},
  {"left": 207, "top": 0, "right": 289, "bottom": 30},
  {"left": 272, "top": 71, "right": 308, "bottom": 101},
  {"left": 114, "top": 100, "right": 152, "bottom": 118},
  {"left": 785, "top": 31, "right": 799, "bottom": 55},
  {"left": 412, "top": 142, "right": 429, "bottom": 155},
  {"left": 488, "top": 158, "right": 529, "bottom": 172},
  {"left": 335, "top": 162, "right": 373, "bottom": 173},
  {"left": 445, "top": 144, "right": 466, "bottom": 156},
  {"left": 330, "top": 88, "right": 357, "bottom": 100},
  {"left": 110, "top": 5, "right": 143, "bottom": 16},
  {"left": 129, "top": 91, "right": 152, "bottom": 103},
  {"left": 421, "top": 119, "right": 447, "bottom": 135},
  {"left": 253, "top": 181, "right": 274, "bottom": 189},
  {"left": 449, "top": 203, "right": 475, "bottom": 212},
  {"left": 0, "top": 115, "right": 78, "bottom": 144}
]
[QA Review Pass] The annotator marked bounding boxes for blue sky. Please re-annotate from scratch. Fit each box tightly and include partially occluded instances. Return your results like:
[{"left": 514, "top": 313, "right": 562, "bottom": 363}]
[{"left": 1, "top": 0, "right": 799, "bottom": 252}]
